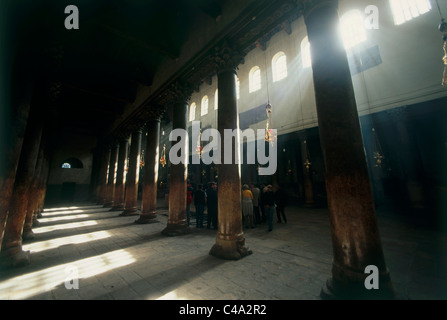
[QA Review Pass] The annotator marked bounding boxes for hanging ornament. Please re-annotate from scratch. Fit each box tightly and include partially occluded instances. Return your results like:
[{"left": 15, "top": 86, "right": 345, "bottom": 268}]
[
  {"left": 436, "top": 0, "right": 447, "bottom": 85},
  {"left": 140, "top": 149, "right": 145, "bottom": 168},
  {"left": 160, "top": 144, "right": 167, "bottom": 167},
  {"left": 263, "top": 48, "right": 276, "bottom": 146},
  {"left": 265, "top": 103, "right": 276, "bottom": 145},
  {"left": 196, "top": 128, "right": 203, "bottom": 159},
  {"left": 303, "top": 140, "right": 312, "bottom": 172},
  {"left": 371, "top": 128, "right": 385, "bottom": 168},
  {"left": 440, "top": 20, "right": 447, "bottom": 86}
]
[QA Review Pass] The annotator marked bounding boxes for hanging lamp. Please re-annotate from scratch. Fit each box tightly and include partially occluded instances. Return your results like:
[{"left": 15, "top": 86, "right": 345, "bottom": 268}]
[
  {"left": 436, "top": 0, "right": 447, "bottom": 85},
  {"left": 263, "top": 49, "right": 276, "bottom": 146},
  {"left": 160, "top": 144, "right": 167, "bottom": 167}
]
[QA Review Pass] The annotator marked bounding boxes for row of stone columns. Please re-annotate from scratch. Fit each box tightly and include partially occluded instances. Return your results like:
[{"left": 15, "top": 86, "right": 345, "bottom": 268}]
[
  {"left": 5, "top": 0, "right": 392, "bottom": 299},
  {"left": 94, "top": 124, "right": 160, "bottom": 222},
  {"left": 0, "top": 101, "right": 51, "bottom": 267},
  {"left": 92, "top": 0, "right": 396, "bottom": 298}
]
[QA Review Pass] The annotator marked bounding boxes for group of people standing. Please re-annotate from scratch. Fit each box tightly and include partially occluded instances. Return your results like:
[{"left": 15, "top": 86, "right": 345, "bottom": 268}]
[
  {"left": 186, "top": 181, "right": 287, "bottom": 233},
  {"left": 186, "top": 181, "right": 218, "bottom": 229},
  {"left": 242, "top": 183, "right": 287, "bottom": 232}
]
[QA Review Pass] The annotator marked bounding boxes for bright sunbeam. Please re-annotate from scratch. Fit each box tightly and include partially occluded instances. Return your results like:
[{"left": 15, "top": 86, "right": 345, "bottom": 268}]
[
  {"left": 22, "top": 231, "right": 111, "bottom": 253},
  {"left": 156, "top": 290, "right": 187, "bottom": 300},
  {"left": 43, "top": 206, "right": 80, "bottom": 212},
  {"left": 41, "top": 209, "right": 85, "bottom": 217},
  {"left": 33, "top": 220, "right": 98, "bottom": 234},
  {"left": 38, "top": 214, "right": 89, "bottom": 223},
  {"left": 0, "top": 249, "right": 136, "bottom": 299}
]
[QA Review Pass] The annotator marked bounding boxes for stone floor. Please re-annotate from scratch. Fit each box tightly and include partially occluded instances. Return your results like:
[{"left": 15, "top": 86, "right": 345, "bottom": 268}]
[{"left": 0, "top": 201, "right": 446, "bottom": 301}]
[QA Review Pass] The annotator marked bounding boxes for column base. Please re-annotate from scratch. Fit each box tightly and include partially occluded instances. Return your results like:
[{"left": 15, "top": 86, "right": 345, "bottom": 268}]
[
  {"left": 320, "top": 265, "right": 396, "bottom": 300},
  {"left": 22, "top": 229, "right": 35, "bottom": 241},
  {"left": 135, "top": 214, "right": 158, "bottom": 224},
  {"left": 161, "top": 223, "right": 191, "bottom": 237},
  {"left": 119, "top": 209, "right": 140, "bottom": 217},
  {"left": 103, "top": 202, "right": 113, "bottom": 208},
  {"left": 209, "top": 237, "right": 252, "bottom": 260},
  {"left": 0, "top": 247, "right": 30, "bottom": 268},
  {"left": 110, "top": 205, "right": 125, "bottom": 212},
  {"left": 304, "top": 202, "right": 316, "bottom": 208}
]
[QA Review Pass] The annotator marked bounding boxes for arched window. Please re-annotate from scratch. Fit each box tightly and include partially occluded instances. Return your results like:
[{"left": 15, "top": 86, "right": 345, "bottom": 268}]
[
  {"left": 340, "top": 10, "right": 367, "bottom": 49},
  {"left": 390, "top": 0, "right": 431, "bottom": 25},
  {"left": 272, "top": 52, "right": 288, "bottom": 82},
  {"left": 189, "top": 102, "right": 196, "bottom": 121},
  {"left": 201, "top": 95, "right": 209, "bottom": 116},
  {"left": 61, "top": 157, "right": 83, "bottom": 169},
  {"left": 214, "top": 89, "right": 218, "bottom": 110},
  {"left": 236, "top": 77, "right": 240, "bottom": 100},
  {"left": 249, "top": 66, "right": 261, "bottom": 93},
  {"left": 301, "top": 37, "right": 311, "bottom": 68}
]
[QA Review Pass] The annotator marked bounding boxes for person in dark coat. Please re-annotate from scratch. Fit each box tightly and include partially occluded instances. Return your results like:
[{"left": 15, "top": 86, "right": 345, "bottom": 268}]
[
  {"left": 186, "top": 181, "right": 194, "bottom": 226},
  {"left": 206, "top": 182, "right": 218, "bottom": 230},
  {"left": 194, "top": 184, "right": 206, "bottom": 228},
  {"left": 263, "top": 185, "right": 276, "bottom": 232},
  {"left": 275, "top": 186, "right": 288, "bottom": 223}
]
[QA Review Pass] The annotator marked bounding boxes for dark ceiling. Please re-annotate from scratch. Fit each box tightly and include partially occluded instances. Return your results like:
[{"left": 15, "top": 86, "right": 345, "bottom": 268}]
[
  {"left": 3, "top": 0, "right": 300, "bottom": 147},
  {"left": 4, "top": 0, "right": 223, "bottom": 138}
]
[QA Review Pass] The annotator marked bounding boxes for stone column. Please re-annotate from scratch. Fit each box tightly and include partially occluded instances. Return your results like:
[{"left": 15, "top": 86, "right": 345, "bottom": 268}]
[
  {"left": 1, "top": 104, "right": 43, "bottom": 267},
  {"left": 299, "top": 133, "right": 315, "bottom": 207},
  {"left": 104, "top": 143, "right": 119, "bottom": 208},
  {"left": 303, "top": 0, "right": 394, "bottom": 299},
  {"left": 23, "top": 130, "right": 47, "bottom": 240},
  {"left": 136, "top": 119, "right": 161, "bottom": 224},
  {"left": 121, "top": 129, "right": 142, "bottom": 216},
  {"left": 97, "top": 146, "right": 111, "bottom": 205},
  {"left": 162, "top": 83, "right": 191, "bottom": 236},
  {"left": 0, "top": 82, "right": 33, "bottom": 256},
  {"left": 386, "top": 107, "right": 425, "bottom": 211},
  {"left": 35, "top": 142, "right": 51, "bottom": 220},
  {"left": 209, "top": 42, "right": 252, "bottom": 260},
  {"left": 111, "top": 137, "right": 129, "bottom": 211}
]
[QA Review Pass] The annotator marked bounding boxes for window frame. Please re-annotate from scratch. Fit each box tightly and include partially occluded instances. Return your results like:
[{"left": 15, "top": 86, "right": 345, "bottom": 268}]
[
  {"left": 201, "top": 95, "right": 209, "bottom": 116},
  {"left": 189, "top": 102, "right": 196, "bottom": 121},
  {"left": 249, "top": 66, "right": 262, "bottom": 93},
  {"left": 389, "top": 0, "right": 432, "bottom": 25},
  {"left": 340, "top": 9, "right": 367, "bottom": 50},
  {"left": 272, "top": 51, "right": 288, "bottom": 82},
  {"left": 214, "top": 89, "right": 218, "bottom": 110},
  {"left": 301, "top": 37, "right": 312, "bottom": 69}
]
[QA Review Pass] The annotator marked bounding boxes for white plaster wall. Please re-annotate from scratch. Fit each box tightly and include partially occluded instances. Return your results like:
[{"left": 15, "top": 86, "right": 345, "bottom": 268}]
[{"left": 187, "top": 0, "right": 447, "bottom": 136}]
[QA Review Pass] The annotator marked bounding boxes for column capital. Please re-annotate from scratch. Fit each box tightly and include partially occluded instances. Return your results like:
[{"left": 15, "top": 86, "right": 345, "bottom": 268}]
[
  {"left": 142, "top": 103, "right": 166, "bottom": 123},
  {"left": 297, "top": 131, "right": 308, "bottom": 142},
  {"left": 114, "top": 130, "right": 130, "bottom": 143},
  {"left": 164, "top": 80, "right": 194, "bottom": 105},
  {"left": 295, "top": 0, "right": 338, "bottom": 17},
  {"left": 213, "top": 40, "right": 245, "bottom": 75}
]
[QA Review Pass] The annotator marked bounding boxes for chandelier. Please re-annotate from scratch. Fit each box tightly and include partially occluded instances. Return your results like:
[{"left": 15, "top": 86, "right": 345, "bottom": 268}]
[
  {"left": 372, "top": 128, "right": 385, "bottom": 168},
  {"left": 264, "top": 103, "right": 276, "bottom": 146},
  {"left": 437, "top": 0, "right": 447, "bottom": 85},
  {"left": 139, "top": 149, "right": 145, "bottom": 168},
  {"left": 160, "top": 144, "right": 167, "bottom": 167},
  {"left": 196, "top": 128, "right": 203, "bottom": 159},
  {"left": 263, "top": 48, "right": 276, "bottom": 146},
  {"left": 303, "top": 140, "right": 311, "bottom": 172}
]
